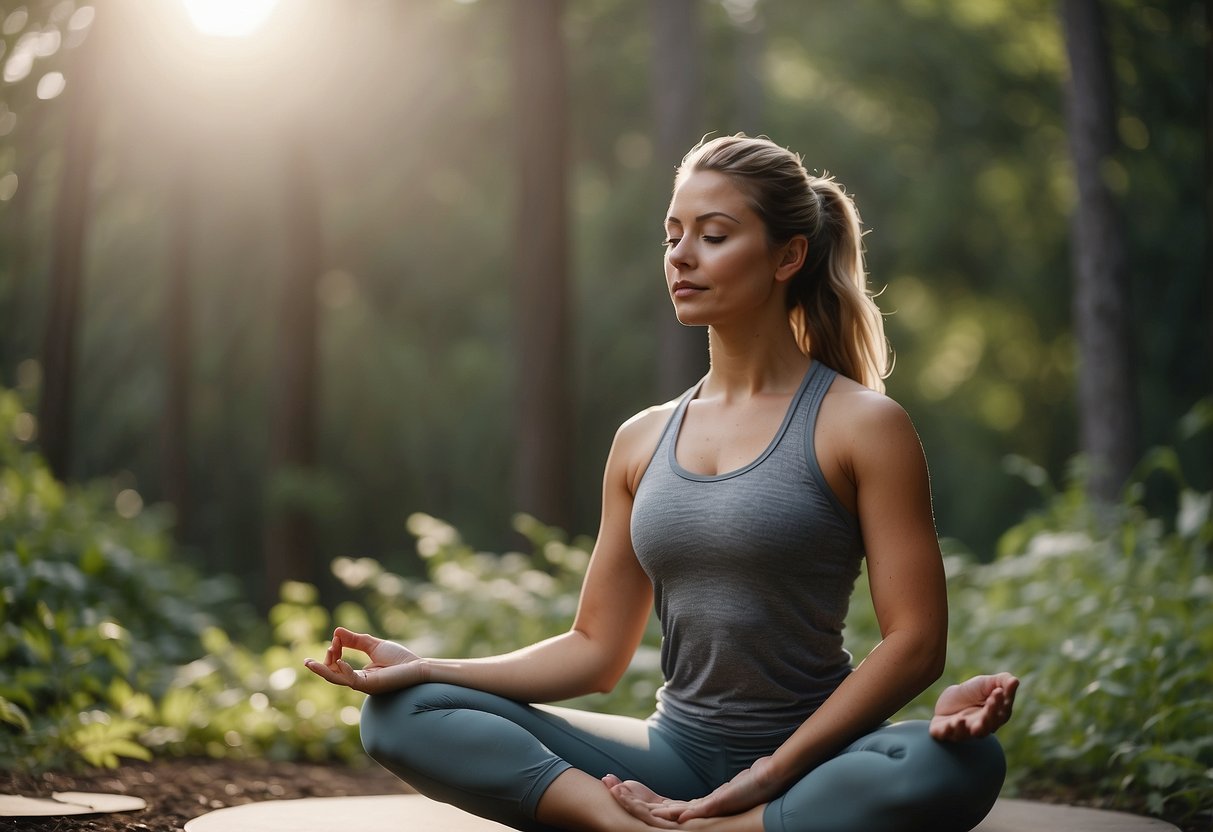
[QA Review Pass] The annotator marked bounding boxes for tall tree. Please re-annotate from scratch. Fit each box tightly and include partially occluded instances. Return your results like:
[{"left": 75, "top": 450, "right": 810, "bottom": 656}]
[
  {"left": 161, "top": 165, "right": 194, "bottom": 542},
  {"left": 1060, "top": 0, "right": 1139, "bottom": 501},
  {"left": 1, "top": 104, "right": 46, "bottom": 388},
  {"left": 510, "top": 0, "right": 574, "bottom": 531},
  {"left": 1207, "top": 0, "right": 1213, "bottom": 394},
  {"left": 731, "top": 1, "right": 767, "bottom": 135},
  {"left": 37, "top": 5, "right": 106, "bottom": 479},
  {"left": 650, "top": 0, "right": 709, "bottom": 398},
  {"left": 263, "top": 135, "right": 324, "bottom": 602}
]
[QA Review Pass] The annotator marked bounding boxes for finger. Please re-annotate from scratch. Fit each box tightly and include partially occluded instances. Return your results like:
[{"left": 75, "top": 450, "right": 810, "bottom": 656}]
[
  {"left": 613, "top": 791, "right": 678, "bottom": 829},
  {"left": 304, "top": 658, "right": 349, "bottom": 687},
  {"left": 619, "top": 780, "right": 667, "bottom": 804},
  {"left": 651, "top": 805, "right": 688, "bottom": 821},
  {"left": 334, "top": 627, "right": 379, "bottom": 652},
  {"left": 677, "top": 799, "right": 721, "bottom": 822}
]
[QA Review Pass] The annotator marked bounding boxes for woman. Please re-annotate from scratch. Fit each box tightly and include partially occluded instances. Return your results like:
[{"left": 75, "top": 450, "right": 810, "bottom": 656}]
[{"left": 305, "top": 134, "right": 1018, "bottom": 832}]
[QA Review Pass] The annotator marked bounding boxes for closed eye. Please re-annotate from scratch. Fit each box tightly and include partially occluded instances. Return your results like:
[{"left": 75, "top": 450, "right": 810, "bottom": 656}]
[
  {"left": 662, "top": 237, "right": 681, "bottom": 248},
  {"left": 703, "top": 236, "right": 726, "bottom": 244}
]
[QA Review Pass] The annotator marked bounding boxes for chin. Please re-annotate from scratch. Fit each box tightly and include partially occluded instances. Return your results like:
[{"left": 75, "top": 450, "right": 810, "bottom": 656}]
[{"left": 673, "top": 311, "right": 711, "bottom": 327}]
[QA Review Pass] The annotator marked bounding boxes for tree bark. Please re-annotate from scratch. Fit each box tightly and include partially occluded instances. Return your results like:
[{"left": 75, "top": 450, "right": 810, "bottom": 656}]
[
  {"left": 263, "top": 136, "right": 323, "bottom": 603},
  {"left": 161, "top": 167, "right": 194, "bottom": 542},
  {"left": 1, "top": 105, "right": 45, "bottom": 388},
  {"left": 1060, "top": 0, "right": 1140, "bottom": 501},
  {"left": 733, "top": 12, "right": 767, "bottom": 135},
  {"left": 650, "top": 0, "right": 708, "bottom": 398},
  {"left": 1206, "top": 0, "right": 1213, "bottom": 395},
  {"left": 510, "top": 0, "right": 574, "bottom": 531},
  {"left": 37, "top": 10, "right": 105, "bottom": 480}
]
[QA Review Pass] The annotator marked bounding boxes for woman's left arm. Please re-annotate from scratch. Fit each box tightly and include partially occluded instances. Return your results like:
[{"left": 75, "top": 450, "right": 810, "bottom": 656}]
[{"left": 650, "top": 394, "right": 948, "bottom": 822}]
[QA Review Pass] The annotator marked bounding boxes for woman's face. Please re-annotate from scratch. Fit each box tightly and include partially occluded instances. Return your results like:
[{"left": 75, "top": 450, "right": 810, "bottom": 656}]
[{"left": 663, "top": 170, "right": 788, "bottom": 328}]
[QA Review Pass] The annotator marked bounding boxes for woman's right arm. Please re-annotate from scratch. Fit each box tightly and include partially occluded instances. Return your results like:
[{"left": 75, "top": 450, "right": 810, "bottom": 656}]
[{"left": 304, "top": 412, "right": 663, "bottom": 702}]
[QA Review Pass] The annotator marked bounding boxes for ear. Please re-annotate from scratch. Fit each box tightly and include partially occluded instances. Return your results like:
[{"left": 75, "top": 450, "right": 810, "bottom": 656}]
[{"left": 774, "top": 236, "right": 808, "bottom": 283}]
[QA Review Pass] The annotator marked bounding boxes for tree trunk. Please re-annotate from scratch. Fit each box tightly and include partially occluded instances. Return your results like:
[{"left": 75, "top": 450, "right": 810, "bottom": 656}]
[
  {"left": 1060, "top": 0, "right": 1139, "bottom": 502},
  {"left": 161, "top": 167, "right": 194, "bottom": 542},
  {"left": 1, "top": 105, "right": 45, "bottom": 388},
  {"left": 1206, "top": 0, "right": 1213, "bottom": 396},
  {"left": 733, "top": 13, "right": 767, "bottom": 135},
  {"left": 650, "top": 0, "right": 708, "bottom": 398},
  {"left": 37, "top": 10, "right": 105, "bottom": 480},
  {"left": 263, "top": 136, "right": 323, "bottom": 603},
  {"left": 510, "top": 0, "right": 574, "bottom": 531}
]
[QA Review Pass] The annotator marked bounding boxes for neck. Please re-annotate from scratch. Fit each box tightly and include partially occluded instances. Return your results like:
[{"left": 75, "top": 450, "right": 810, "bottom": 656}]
[{"left": 703, "top": 314, "right": 810, "bottom": 398}]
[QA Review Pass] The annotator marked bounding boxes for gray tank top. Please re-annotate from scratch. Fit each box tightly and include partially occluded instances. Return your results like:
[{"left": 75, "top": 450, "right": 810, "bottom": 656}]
[{"left": 630, "top": 361, "right": 864, "bottom": 734}]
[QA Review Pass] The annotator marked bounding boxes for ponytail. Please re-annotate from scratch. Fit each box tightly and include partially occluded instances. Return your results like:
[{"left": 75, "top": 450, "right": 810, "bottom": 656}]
[
  {"left": 677, "top": 135, "right": 892, "bottom": 392},
  {"left": 788, "top": 177, "right": 890, "bottom": 393}
]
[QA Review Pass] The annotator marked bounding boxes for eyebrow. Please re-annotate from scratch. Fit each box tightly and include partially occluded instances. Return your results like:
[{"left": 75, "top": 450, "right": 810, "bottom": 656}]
[{"left": 665, "top": 211, "right": 742, "bottom": 226}]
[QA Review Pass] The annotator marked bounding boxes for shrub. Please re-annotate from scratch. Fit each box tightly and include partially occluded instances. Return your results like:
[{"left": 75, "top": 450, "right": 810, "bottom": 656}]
[
  {"left": 844, "top": 446, "right": 1212, "bottom": 826},
  {"left": 0, "top": 389, "right": 248, "bottom": 770},
  {"left": 331, "top": 512, "right": 664, "bottom": 719}
]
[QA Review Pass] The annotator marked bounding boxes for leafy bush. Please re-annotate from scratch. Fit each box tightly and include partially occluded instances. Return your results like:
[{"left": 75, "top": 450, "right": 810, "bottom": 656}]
[
  {"left": 134, "top": 513, "right": 661, "bottom": 765},
  {"left": 844, "top": 444, "right": 1212, "bottom": 825},
  {"left": 4, "top": 375, "right": 1210, "bottom": 828},
  {"left": 0, "top": 389, "right": 249, "bottom": 770},
  {"left": 330, "top": 512, "right": 664, "bottom": 719}
]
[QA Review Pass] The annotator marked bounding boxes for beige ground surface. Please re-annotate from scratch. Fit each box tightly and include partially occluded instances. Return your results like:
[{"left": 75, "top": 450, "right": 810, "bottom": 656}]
[{"left": 183, "top": 794, "right": 1181, "bottom": 832}]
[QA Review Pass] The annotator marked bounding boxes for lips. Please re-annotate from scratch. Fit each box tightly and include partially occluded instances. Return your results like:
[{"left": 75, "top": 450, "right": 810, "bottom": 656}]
[{"left": 672, "top": 280, "right": 706, "bottom": 298}]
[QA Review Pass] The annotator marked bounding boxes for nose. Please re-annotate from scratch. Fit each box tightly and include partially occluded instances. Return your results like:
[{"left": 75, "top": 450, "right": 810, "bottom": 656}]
[{"left": 666, "top": 238, "right": 694, "bottom": 271}]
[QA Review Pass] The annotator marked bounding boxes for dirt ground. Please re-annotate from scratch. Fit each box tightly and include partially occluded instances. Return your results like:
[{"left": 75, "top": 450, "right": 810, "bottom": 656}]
[
  {"left": 0, "top": 758, "right": 411, "bottom": 832},
  {"left": 1, "top": 760, "right": 1205, "bottom": 832}
]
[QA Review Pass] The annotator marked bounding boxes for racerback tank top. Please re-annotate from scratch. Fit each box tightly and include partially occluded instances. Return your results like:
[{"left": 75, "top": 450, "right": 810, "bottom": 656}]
[{"left": 630, "top": 360, "right": 864, "bottom": 734}]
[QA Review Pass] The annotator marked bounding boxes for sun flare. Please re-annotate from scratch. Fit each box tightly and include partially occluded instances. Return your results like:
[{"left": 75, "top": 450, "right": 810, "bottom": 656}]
[{"left": 182, "top": 0, "right": 281, "bottom": 38}]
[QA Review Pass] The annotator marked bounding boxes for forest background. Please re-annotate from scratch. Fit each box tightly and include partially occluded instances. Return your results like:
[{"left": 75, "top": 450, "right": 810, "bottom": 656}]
[
  {"left": 1, "top": 0, "right": 1209, "bottom": 594},
  {"left": 0, "top": 0, "right": 1211, "bottom": 825}
]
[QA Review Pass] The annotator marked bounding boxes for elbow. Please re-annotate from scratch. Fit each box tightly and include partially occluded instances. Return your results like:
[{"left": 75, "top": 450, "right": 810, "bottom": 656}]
[
  {"left": 587, "top": 662, "right": 628, "bottom": 695},
  {"left": 570, "top": 628, "right": 630, "bottom": 695},
  {"left": 926, "top": 647, "right": 946, "bottom": 686},
  {"left": 920, "top": 631, "right": 947, "bottom": 687},
  {"left": 891, "top": 626, "right": 946, "bottom": 690}
]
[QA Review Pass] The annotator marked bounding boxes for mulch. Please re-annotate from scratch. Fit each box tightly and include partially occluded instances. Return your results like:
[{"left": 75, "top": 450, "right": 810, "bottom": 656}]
[{"left": 0, "top": 758, "right": 412, "bottom": 832}]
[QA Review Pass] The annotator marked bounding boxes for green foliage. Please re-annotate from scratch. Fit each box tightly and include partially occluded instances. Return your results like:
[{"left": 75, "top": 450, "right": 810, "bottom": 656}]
[
  {"left": 845, "top": 446, "right": 1213, "bottom": 824},
  {"left": 5, "top": 372, "right": 1210, "bottom": 826},
  {"left": 0, "top": 388, "right": 248, "bottom": 771},
  {"left": 331, "top": 512, "right": 663, "bottom": 719}
]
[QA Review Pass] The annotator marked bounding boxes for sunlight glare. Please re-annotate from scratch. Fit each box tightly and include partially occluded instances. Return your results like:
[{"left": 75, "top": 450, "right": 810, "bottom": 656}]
[{"left": 182, "top": 0, "right": 280, "bottom": 38}]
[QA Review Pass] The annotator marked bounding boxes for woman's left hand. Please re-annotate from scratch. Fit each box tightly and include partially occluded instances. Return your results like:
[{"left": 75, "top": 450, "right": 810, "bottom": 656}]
[{"left": 605, "top": 756, "right": 784, "bottom": 824}]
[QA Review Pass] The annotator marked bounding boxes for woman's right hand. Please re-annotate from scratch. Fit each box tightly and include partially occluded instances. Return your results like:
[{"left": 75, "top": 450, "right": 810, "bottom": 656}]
[{"left": 303, "top": 627, "right": 427, "bottom": 694}]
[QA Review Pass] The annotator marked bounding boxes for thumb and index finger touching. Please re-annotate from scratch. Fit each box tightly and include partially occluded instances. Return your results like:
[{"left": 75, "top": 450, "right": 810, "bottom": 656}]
[{"left": 303, "top": 627, "right": 378, "bottom": 688}]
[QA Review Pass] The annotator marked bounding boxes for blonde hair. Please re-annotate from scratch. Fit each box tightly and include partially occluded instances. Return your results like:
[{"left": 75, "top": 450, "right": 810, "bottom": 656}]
[{"left": 677, "top": 134, "right": 891, "bottom": 392}]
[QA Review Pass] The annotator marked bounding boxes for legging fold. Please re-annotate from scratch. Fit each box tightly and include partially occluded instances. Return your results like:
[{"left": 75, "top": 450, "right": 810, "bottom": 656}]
[{"left": 360, "top": 683, "right": 1005, "bottom": 832}]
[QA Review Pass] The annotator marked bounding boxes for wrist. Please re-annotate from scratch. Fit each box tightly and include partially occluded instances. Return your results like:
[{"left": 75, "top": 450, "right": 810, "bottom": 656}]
[
  {"left": 753, "top": 754, "right": 797, "bottom": 793},
  {"left": 416, "top": 658, "right": 436, "bottom": 685}
]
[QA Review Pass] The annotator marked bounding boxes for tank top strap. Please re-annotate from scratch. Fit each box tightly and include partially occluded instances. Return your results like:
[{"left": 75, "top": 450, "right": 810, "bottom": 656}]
[
  {"left": 798, "top": 362, "right": 857, "bottom": 527},
  {"left": 649, "top": 378, "right": 706, "bottom": 461}
]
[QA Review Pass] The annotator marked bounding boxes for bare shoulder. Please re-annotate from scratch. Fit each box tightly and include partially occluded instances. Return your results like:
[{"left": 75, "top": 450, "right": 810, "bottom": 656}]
[
  {"left": 611, "top": 399, "right": 679, "bottom": 494},
  {"left": 822, "top": 374, "right": 912, "bottom": 429},
  {"left": 819, "top": 376, "right": 923, "bottom": 474}
]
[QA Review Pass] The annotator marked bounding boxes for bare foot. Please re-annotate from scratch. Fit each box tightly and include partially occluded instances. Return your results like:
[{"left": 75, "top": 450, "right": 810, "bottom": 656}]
[{"left": 929, "top": 672, "right": 1019, "bottom": 741}]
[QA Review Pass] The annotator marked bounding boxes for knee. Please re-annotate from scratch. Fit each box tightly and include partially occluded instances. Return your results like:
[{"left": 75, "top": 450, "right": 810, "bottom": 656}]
[
  {"left": 898, "top": 722, "right": 1007, "bottom": 825},
  {"left": 358, "top": 690, "right": 398, "bottom": 761},
  {"left": 358, "top": 683, "right": 450, "bottom": 762},
  {"left": 356, "top": 688, "right": 475, "bottom": 766}
]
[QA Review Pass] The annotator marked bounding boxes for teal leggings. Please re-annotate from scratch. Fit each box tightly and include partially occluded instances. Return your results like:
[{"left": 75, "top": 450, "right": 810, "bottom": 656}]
[{"left": 360, "top": 683, "right": 1006, "bottom": 832}]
